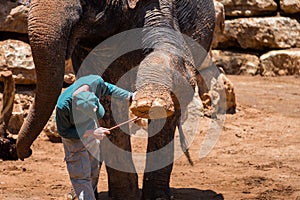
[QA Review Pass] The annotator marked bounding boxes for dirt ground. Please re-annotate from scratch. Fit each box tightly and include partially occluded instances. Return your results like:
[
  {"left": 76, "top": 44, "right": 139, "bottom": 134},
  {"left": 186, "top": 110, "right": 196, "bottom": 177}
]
[{"left": 0, "top": 75, "right": 299, "bottom": 200}]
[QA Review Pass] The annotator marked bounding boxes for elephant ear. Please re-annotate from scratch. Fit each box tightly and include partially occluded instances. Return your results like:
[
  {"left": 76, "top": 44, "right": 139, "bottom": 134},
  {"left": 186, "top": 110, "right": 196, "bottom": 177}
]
[{"left": 127, "top": 0, "right": 139, "bottom": 9}]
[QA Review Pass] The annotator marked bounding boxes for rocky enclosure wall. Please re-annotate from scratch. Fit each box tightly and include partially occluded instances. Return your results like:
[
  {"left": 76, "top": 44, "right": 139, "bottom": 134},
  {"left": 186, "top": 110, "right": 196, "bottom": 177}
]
[{"left": 213, "top": 0, "right": 300, "bottom": 76}]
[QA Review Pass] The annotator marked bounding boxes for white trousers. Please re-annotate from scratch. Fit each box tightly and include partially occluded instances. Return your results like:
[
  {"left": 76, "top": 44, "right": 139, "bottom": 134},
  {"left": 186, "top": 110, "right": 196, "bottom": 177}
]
[{"left": 62, "top": 137, "right": 100, "bottom": 200}]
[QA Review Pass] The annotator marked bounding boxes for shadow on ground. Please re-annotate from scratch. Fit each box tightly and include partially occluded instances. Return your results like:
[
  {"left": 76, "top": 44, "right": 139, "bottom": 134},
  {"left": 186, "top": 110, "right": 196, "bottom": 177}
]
[{"left": 97, "top": 188, "right": 224, "bottom": 200}]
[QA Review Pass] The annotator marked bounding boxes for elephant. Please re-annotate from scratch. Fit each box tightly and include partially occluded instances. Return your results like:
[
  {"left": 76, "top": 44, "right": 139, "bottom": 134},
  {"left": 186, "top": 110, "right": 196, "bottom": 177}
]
[{"left": 16, "top": 0, "right": 216, "bottom": 199}]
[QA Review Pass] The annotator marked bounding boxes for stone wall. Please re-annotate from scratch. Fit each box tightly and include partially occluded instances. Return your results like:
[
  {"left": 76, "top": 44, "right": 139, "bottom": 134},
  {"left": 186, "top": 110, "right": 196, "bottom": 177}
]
[{"left": 213, "top": 0, "right": 300, "bottom": 76}]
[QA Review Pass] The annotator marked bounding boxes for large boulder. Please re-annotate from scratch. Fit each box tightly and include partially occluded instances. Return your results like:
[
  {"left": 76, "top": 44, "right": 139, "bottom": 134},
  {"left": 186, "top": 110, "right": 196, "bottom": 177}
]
[
  {"left": 0, "top": 1, "right": 29, "bottom": 34},
  {"left": 280, "top": 0, "right": 300, "bottom": 14},
  {"left": 216, "top": 17, "right": 300, "bottom": 50},
  {"left": 260, "top": 49, "right": 300, "bottom": 76},
  {"left": 0, "top": 39, "right": 36, "bottom": 84},
  {"left": 212, "top": 50, "right": 260, "bottom": 75},
  {"left": 215, "top": 0, "right": 277, "bottom": 17}
]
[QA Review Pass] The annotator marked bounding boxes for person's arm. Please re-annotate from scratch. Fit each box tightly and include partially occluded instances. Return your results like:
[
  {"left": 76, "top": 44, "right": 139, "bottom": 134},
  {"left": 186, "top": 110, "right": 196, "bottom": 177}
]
[{"left": 102, "top": 82, "right": 133, "bottom": 100}]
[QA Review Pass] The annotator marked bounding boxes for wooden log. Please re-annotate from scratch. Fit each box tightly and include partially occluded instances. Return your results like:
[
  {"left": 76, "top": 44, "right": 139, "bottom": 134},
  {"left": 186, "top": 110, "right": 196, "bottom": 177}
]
[{"left": 0, "top": 71, "right": 15, "bottom": 137}]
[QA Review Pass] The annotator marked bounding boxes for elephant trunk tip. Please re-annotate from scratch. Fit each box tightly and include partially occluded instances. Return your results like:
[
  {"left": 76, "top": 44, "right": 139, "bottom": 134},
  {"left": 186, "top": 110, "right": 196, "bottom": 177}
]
[
  {"left": 130, "top": 85, "right": 175, "bottom": 119},
  {"left": 17, "top": 148, "right": 32, "bottom": 161},
  {"left": 16, "top": 139, "right": 33, "bottom": 161},
  {"left": 148, "top": 98, "right": 174, "bottom": 119}
]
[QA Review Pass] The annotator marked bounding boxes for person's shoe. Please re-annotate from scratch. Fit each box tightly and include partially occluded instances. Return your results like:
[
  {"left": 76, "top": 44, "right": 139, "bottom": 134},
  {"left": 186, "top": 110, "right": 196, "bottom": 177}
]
[{"left": 67, "top": 187, "right": 77, "bottom": 200}]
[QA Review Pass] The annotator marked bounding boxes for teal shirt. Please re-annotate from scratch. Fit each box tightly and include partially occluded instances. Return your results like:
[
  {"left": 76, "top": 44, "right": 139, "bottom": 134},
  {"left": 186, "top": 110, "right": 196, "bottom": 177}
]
[{"left": 56, "top": 75, "right": 131, "bottom": 139}]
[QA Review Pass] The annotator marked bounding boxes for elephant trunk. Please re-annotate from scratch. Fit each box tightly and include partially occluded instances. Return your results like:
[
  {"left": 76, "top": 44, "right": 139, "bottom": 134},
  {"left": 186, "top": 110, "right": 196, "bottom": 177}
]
[
  {"left": 131, "top": 51, "right": 175, "bottom": 119},
  {"left": 16, "top": 0, "right": 74, "bottom": 160},
  {"left": 130, "top": 1, "right": 196, "bottom": 119}
]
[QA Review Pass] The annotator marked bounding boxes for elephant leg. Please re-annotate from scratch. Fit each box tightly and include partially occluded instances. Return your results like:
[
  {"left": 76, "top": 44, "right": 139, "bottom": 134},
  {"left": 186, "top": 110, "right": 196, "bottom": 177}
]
[
  {"left": 142, "top": 110, "right": 180, "bottom": 200},
  {"left": 99, "top": 96, "right": 139, "bottom": 200},
  {"left": 99, "top": 51, "right": 141, "bottom": 199}
]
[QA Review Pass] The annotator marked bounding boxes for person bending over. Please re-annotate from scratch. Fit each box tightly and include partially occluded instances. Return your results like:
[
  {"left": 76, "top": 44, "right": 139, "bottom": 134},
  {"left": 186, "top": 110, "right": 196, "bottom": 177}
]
[{"left": 56, "top": 74, "right": 133, "bottom": 200}]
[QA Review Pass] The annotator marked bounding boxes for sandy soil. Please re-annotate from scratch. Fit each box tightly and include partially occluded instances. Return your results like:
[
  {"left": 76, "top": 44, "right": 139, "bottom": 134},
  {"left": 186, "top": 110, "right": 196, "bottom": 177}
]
[{"left": 0, "top": 75, "right": 300, "bottom": 200}]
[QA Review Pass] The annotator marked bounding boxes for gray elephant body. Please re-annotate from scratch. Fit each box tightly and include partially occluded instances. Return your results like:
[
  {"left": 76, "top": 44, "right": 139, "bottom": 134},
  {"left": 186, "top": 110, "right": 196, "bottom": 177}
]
[{"left": 17, "top": 0, "right": 215, "bottom": 199}]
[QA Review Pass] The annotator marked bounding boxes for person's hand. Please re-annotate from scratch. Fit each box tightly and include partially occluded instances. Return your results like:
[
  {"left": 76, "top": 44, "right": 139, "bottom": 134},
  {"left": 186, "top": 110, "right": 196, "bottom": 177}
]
[
  {"left": 84, "top": 127, "right": 110, "bottom": 140},
  {"left": 128, "top": 91, "right": 136, "bottom": 103},
  {"left": 94, "top": 127, "right": 110, "bottom": 140},
  {"left": 132, "top": 91, "right": 136, "bottom": 101}
]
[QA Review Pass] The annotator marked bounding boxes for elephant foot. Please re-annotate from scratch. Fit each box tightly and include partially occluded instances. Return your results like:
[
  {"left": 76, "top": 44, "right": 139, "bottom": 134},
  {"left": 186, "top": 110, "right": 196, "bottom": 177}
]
[
  {"left": 106, "top": 167, "right": 139, "bottom": 200},
  {"left": 130, "top": 84, "right": 174, "bottom": 119},
  {"left": 142, "top": 169, "right": 173, "bottom": 200}
]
